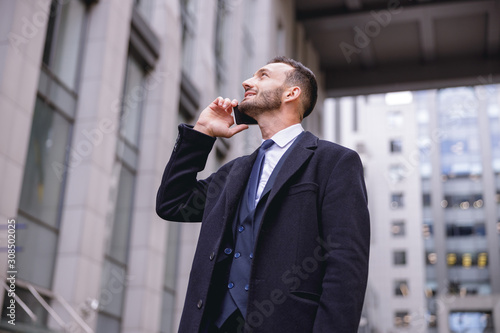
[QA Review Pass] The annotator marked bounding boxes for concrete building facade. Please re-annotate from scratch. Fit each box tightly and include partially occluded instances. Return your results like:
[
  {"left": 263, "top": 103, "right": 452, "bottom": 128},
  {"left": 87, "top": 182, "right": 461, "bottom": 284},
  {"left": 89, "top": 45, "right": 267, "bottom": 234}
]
[{"left": 0, "top": 0, "right": 325, "bottom": 332}]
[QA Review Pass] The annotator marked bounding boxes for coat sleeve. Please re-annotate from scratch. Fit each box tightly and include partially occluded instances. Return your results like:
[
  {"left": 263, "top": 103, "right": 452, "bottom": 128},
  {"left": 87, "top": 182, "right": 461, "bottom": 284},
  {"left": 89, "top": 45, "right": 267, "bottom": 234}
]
[
  {"left": 156, "top": 124, "right": 217, "bottom": 222},
  {"left": 313, "top": 149, "right": 370, "bottom": 333}
]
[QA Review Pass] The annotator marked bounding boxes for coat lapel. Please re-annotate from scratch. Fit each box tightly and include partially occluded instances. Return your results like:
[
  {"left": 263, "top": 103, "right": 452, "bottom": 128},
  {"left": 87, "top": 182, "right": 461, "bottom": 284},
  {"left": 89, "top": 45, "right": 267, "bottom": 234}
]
[
  {"left": 265, "top": 131, "right": 318, "bottom": 208},
  {"left": 223, "top": 151, "right": 257, "bottom": 225},
  {"left": 217, "top": 131, "right": 318, "bottom": 235}
]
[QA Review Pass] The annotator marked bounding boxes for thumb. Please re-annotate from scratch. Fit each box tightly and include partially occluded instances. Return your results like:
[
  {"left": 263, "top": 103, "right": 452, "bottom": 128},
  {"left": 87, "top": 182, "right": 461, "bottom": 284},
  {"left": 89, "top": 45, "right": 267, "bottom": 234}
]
[{"left": 227, "top": 124, "right": 249, "bottom": 137}]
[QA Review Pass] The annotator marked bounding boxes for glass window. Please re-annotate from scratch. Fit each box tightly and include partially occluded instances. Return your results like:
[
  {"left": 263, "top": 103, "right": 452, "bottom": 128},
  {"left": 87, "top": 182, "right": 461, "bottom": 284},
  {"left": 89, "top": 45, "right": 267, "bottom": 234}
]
[
  {"left": 16, "top": 216, "right": 58, "bottom": 289},
  {"left": 276, "top": 21, "right": 286, "bottom": 55},
  {"left": 120, "top": 55, "right": 146, "bottom": 149},
  {"left": 390, "top": 139, "right": 402, "bottom": 153},
  {"left": 96, "top": 312, "right": 121, "bottom": 333},
  {"left": 98, "top": 51, "right": 146, "bottom": 330},
  {"left": 51, "top": 0, "right": 86, "bottom": 89},
  {"left": 391, "top": 221, "right": 405, "bottom": 237},
  {"left": 423, "top": 193, "right": 431, "bottom": 206},
  {"left": 394, "top": 250, "right": 407, "bottom": 265},
  {"left": 423, "top": 222, "right": 434, "bottom": 239},
  {"left": 240, "top": 0, "right": 255, "bottom": 101},
  {"left": 0, "top": 287, "right": 50, "bottom": 329},
  {"left": 97, "top": 166, "right": 135, "bottom": 327},
  {"left": 214, "top": 0, "right": 229, "bottom": 94},
  {"left": 447, "top": 251, "right": 490, "bottom": 295},
  {"left": 388, "top": 164, "right": 407, "bottom": 183},
  {"left": 180, "top": 0, "right": 197, "bottom": 77},
  {"left": 449, "top": 311, "right": 494, "bottom": 332},
  {"left": 426, "top": 252, "right": 437, "bottom": 265},
  {"left": 442, "top": 194, "right": 483, "bottom": 209},
  {"left": 214, "top": 0, "right": 227, "bottom": 62},
  {"left": 159, "top": 222, "right": 181, "bottom": 332},
  {"left": 134, "top": 0, "right": 154, "bottom": 20},
  {"left": 17, "top": 97, "right": 71, "bottom": 291},
  {"left": 446, "top": 223, "right": 486, "bottom": 237},
  {"left": 19, "top": 98, "right": 71, "bottom": 228},
  {"left": 391, "top": 193, "right": 404, "bottom": 208},
  {"left": 394, "top": 280, "right": 409, "bottom": 296},
  {"left": 438, "top": 87, "right": 482, "bottom": 178},
  {"left": 43, "top": 0, "right": 87, "bottom": 90},
  {"left": 42, "top": 1, "right": 59, "bottom": 66},
  {"left": 394, "top": 311, "right": 410, "bottom": 327},
  {"left": 164, "top": 223, "right": 181, "bottom": 290},
  {"left": 485, "top": 85, "right": 500, "bottom": 174},
  {"left": 98, "top": 261, "right": 127, "bottom": 318},
  {"left": 446, "top": 252, "right": 488, "bottom": 267},
  {"left": 425, "top": 281, "right": 437, "bottom": 298},
  {"left": 159, "top": 290, "right": 176, "bottom": 333},
  {"left": 387, "top": 111, "right": 403, "bottom": 129},
  {"left": 107, "top": 167, "right": 135, "bottom": 264}
]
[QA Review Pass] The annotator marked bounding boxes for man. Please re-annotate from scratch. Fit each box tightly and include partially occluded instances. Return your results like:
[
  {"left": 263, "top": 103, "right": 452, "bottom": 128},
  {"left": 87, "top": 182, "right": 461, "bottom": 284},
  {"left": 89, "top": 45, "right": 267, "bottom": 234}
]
[{"left": 156, "top": 57, "right": 370, "bottom": 333}]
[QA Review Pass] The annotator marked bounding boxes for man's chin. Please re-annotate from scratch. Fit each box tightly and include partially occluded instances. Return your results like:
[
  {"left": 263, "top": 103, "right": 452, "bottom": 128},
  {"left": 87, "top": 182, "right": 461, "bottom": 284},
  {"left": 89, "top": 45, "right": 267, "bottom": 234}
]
[
  {"left": 238, "top": 102, "right": 253, "bottom": 115},
  {"left": 240, "top": 98, "right": 253, "bottom": 106}
]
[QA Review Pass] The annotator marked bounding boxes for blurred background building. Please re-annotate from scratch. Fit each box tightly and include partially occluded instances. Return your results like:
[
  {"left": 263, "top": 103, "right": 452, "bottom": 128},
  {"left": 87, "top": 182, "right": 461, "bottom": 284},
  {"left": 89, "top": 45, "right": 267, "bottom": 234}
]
[
  {"left": 330, "top": 86, "right": 500, "bottom": 332},
  {"left": 0, "top": 0, "right": 499, "bottom": 332}
]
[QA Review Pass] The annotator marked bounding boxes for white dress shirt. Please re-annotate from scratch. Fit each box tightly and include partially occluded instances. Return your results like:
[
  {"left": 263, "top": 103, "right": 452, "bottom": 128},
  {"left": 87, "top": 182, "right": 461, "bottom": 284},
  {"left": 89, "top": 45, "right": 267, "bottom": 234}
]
[{"left": 254, "top": 123, "right": 304, "bottom": 206}]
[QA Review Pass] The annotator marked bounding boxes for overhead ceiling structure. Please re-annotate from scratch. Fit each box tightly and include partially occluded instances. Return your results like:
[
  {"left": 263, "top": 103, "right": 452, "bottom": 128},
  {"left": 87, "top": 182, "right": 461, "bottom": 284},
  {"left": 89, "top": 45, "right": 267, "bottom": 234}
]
[{"left": 296, "top": 0, "right": 500, "bottom": 97}]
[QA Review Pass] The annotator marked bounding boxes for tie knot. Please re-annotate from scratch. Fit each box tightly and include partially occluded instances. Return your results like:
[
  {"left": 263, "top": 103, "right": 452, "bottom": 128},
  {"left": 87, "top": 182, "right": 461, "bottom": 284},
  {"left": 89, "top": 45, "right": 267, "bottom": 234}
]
[{"left": 260, "top": 139, "right": 274, "bottom": 151}]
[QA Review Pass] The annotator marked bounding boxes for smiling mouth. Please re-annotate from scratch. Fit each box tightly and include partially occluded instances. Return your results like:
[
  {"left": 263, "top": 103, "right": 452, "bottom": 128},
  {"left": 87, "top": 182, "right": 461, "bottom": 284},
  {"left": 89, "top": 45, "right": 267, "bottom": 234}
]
[{"left": 244, "top": 90, "right": 257, "bottom": 98}]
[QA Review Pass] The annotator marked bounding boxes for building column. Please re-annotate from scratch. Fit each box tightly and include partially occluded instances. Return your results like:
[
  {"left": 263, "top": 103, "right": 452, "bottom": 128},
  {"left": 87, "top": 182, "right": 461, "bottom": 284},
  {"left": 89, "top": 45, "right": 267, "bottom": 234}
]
[
  {"left": 475, "top": 86, "right": 500, "bottom": 294},
  {"left": 426, "top": 90, "right": 450, "bottom": 333}
]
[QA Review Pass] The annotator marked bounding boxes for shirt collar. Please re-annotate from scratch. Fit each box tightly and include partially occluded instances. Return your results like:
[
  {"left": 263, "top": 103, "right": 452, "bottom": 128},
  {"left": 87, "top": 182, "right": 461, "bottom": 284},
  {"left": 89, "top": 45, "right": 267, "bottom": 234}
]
[{"left": 265, "top": 123, "right": 304, "bottom": 148}]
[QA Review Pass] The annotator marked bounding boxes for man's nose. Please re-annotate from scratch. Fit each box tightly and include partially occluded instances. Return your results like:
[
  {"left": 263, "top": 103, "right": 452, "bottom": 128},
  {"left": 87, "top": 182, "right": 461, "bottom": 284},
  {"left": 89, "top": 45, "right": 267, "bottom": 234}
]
[{"left": 242, "top": 78, "right": 253, "bottom": 90}]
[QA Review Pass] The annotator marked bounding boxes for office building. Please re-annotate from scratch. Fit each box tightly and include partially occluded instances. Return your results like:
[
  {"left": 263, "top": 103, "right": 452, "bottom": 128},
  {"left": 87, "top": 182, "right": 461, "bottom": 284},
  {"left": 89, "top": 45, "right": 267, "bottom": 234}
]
[
  {"left": 330, "top": 87, "right": 500, "bottom": 333},
  {"left": 0, "top": 0, "right": 325, "bottom": 332}
]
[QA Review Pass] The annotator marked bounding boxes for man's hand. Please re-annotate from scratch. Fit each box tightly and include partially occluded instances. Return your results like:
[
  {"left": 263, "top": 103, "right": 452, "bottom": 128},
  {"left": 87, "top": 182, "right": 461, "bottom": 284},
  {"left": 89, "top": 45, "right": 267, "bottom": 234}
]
[{"left": 193, "top": 97, "right": 249, "bottom": 137}]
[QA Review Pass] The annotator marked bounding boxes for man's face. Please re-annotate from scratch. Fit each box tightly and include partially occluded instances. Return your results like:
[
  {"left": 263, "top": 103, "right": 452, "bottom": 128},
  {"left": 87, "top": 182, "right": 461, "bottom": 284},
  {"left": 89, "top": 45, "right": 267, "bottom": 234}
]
[{"left": 238, "top": 63, "right": 292, "bottom": 117}]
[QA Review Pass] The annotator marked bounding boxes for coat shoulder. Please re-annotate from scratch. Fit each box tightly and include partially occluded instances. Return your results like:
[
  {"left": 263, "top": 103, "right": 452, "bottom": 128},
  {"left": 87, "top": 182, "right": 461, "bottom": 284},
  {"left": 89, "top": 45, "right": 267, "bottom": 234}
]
[
  {"left": 301, "top": 131, "right": 358, "bottom": 155},
  {"left": 317, "top": 138, "right": 357, "bottom": 155}
]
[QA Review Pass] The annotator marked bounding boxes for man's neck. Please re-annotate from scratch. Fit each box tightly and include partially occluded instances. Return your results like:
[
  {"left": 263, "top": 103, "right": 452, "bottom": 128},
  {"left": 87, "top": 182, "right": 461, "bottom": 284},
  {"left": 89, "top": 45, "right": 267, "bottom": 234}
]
[{"left": 256, "top": 111, "right": 301, "bottom": 140}]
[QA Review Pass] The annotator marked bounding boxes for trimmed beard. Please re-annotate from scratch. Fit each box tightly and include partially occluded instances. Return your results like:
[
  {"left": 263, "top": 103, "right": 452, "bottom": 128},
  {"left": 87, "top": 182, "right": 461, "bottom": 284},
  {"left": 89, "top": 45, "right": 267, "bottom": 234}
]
[{"left": 239, "top": 86, "right": 283, "bottom": 118}]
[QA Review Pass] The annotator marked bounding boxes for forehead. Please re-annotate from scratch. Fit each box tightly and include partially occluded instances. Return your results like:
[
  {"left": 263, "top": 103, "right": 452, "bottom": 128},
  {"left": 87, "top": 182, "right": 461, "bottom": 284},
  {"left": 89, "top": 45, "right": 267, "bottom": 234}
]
[{"left": 257, "top": 62, "right": 293, "bottom": 77}]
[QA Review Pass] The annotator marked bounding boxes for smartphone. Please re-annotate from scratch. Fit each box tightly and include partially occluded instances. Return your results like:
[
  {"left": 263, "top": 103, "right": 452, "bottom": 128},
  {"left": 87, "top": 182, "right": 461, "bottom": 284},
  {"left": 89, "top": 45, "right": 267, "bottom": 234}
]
[{"left": 233, "top": 105, "right": 258, "bottom": 125}]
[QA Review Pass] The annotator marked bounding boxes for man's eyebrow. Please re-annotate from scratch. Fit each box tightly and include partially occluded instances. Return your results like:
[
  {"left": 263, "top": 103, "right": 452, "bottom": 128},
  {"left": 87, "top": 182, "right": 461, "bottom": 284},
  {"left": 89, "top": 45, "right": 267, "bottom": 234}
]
[{"left": 254, "top": 68, "right": 271, "bottom": 76}]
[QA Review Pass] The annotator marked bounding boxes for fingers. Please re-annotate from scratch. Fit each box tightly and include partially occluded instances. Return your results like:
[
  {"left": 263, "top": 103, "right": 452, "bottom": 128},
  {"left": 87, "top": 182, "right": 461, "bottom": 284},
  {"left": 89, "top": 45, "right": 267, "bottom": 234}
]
[
  {"left": 213, "top": 96, "right": 223, "bottom": 106},
  {"left": 213, "top": 97, "right": 239, "bottom": 114},
  {"left": 214, "top": 97, "right": 231, "bottom": 108}
]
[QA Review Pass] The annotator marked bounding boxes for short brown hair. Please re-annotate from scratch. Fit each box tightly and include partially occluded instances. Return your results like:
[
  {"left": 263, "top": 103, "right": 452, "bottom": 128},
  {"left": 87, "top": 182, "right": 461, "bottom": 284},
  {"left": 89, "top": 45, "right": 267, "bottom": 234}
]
[{"left": 268, "top": 56, "right": 318, "bottom": 118}]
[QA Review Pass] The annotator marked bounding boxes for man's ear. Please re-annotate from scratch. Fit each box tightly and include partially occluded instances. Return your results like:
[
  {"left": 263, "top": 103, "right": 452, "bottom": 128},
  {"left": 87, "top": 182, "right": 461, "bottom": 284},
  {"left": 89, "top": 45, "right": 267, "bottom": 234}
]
[{"left": 283, "top": 86, "right": 301, "bottom": 103}]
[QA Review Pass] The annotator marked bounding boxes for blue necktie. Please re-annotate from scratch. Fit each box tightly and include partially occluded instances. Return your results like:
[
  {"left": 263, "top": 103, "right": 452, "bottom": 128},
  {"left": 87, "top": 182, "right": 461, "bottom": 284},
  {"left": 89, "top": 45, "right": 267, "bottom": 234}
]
[{"left": 247, "top": 139, "right": 274, "bottom": 209}]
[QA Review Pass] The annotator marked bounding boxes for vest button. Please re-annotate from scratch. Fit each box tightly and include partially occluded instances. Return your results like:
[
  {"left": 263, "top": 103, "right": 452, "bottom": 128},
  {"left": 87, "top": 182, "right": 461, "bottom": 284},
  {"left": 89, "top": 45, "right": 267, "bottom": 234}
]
[
  {"left": 209, "top": 252, "right": 215, "bottom": 261},
  {"left": 249, "top": 253, "right": 254, "bottom": 259},
  {"left": 238, "top": 225, "right": 245, "bottom": 232},
  {"left": 197, "top": 299, "right": 203, "bottom": 309},
  {"left": 234, "top": 252, "right": 241, "bottom": 258},
  {"left": 224, "top": 248, "right": 233, "bottom": 255},
  {"left": 228, "top": 282, "right": 234, "bottom": 289},
  {"left": 245, "top": 284, "right": 249, "bottom": 291}
]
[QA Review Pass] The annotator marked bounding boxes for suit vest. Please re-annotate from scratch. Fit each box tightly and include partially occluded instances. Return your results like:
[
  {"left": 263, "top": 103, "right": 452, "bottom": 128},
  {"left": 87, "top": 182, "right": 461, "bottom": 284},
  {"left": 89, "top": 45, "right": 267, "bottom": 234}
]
[{"left": 215, "top": 137, "right": 301, "bottom": 327}]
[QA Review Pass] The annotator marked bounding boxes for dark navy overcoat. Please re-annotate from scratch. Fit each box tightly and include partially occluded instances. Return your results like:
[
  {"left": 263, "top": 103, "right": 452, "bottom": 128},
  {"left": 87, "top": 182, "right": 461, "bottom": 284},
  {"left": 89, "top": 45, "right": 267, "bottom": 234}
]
[{"left": 156, "top": 124, "right": 370, "bottom": 333}]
